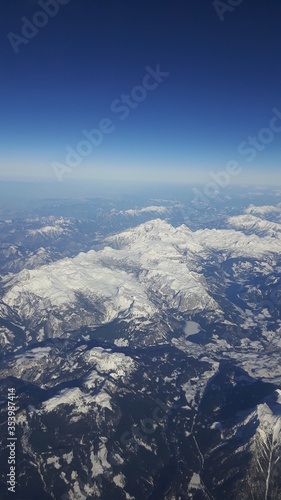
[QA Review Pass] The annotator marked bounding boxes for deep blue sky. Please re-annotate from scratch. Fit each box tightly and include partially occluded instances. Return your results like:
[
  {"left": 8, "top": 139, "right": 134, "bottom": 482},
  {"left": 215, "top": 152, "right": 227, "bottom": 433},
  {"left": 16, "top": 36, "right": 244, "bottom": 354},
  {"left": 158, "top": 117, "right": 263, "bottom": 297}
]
[{"left": 1, "top": 0, "right": 281, "bottom": 186}]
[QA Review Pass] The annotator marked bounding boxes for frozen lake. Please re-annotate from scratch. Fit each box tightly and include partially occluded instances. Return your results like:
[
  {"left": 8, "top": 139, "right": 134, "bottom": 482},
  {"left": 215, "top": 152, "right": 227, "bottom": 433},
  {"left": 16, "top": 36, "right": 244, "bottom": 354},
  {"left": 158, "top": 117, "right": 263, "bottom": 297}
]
[{"left": 184, "top": 321, "right": 200, "bottom": 337}]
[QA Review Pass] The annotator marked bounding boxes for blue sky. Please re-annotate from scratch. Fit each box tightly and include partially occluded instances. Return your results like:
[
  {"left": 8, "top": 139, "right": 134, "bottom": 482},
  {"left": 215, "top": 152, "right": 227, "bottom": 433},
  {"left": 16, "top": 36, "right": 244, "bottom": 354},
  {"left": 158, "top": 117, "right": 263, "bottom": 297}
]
[{"left": 1, "top": 0, "right": 281, "bottom": 186}]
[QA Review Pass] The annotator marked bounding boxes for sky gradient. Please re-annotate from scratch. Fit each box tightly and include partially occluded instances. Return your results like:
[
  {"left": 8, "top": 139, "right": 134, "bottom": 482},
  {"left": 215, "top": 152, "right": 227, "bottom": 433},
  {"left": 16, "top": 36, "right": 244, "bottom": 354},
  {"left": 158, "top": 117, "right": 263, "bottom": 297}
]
[{"left": 1, "top": 0, "right": 281, "bottom": 186}]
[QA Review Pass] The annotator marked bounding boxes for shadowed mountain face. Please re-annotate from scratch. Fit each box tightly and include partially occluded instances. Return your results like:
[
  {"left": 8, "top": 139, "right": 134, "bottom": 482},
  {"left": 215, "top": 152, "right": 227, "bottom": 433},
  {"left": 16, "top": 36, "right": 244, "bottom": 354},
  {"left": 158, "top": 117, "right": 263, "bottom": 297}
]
[{"left": 0, "top": 188, "right": 281, "bottom": 499}]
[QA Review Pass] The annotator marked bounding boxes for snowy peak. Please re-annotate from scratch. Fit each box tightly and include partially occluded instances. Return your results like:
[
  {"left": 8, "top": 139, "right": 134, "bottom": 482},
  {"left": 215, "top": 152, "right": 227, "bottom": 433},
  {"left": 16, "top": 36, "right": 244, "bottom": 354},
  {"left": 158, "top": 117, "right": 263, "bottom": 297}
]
[
  {"left": 2, "top": 207, "right": 281, "bottom": 342},
  {"left": 2, "top": 219, "right": 218, "bottom": 339},
  {"left": 228, "top": 213, "right": 281, "bottom": 237}
]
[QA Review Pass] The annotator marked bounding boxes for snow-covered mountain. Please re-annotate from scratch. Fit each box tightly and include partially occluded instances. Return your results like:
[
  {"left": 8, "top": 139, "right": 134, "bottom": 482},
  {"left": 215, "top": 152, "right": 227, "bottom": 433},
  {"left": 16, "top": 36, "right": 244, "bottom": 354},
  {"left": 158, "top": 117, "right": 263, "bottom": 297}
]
[
  {"left": 0, "top": 193, "right": 281, "bottom": 499},
  {"left": 2, "top": 215, "right": 281, "bottom": 345},
  {"left": 2, "top": 220, "right": 219, "bottom": 341}
]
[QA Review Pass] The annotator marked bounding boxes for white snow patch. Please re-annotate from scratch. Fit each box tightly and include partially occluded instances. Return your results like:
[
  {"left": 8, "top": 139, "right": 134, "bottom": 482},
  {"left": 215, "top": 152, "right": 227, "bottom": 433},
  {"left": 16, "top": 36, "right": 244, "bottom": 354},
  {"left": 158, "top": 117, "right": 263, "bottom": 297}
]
[
  {"left": 84, "top": 347, "right": 136, "bottom": 379},
  {"left": 210, "top": 422, "right": 222, "bottom": 430},
  {"left": 41, "top": 387, "right": 112, "bottom": 414},
  {"left": 113, "top": 473, "right": 126, "bottom": 488},
  {"left": 188, "top": 473, "right": 201, "bottom": 490},
  {"left": 47, "top": 456, "right": 61, "bottom": 469}
]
